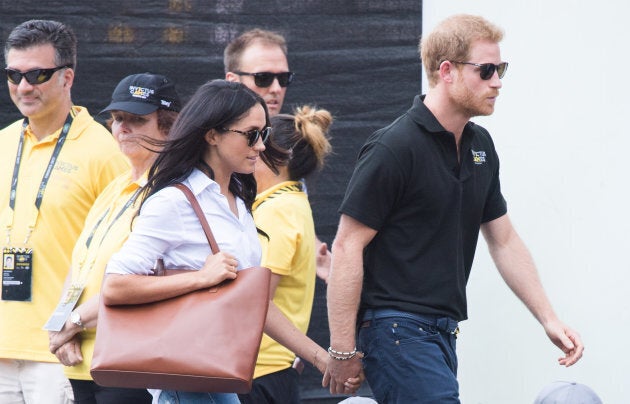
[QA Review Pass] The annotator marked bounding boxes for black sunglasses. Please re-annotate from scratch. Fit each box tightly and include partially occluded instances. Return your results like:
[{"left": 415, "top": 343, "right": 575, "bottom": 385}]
[
  {"left": 5, "top": 64, "right": 73, "bottom": 85},
  {"left": 221, "top": 126, "right": 271, "bottom": 147},
  {"left": 235, "top": 71, "right": 294, "bottom": 88},
  {"left": 450, "top": 61, "right": 508, "bottom": 80}
]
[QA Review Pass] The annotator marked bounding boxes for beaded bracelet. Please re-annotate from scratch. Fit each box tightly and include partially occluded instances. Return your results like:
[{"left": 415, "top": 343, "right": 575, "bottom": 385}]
[
  {"left": 328, "top": 347, "right": 357, "bottom": 356},
  {"left": 328, "top": 351, "right": 356, "bottom": 360},
  {"left": 327, "top": 346, "right": 357, "bottom": 360}
]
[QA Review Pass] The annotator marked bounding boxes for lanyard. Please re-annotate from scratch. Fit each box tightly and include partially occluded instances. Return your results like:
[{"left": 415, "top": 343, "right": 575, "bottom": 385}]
[
  {"left": 74, "top": 186, "right": 142, "bottom": 287},
  {"left": 84, "top": 187, "right": 142, "bottom": 250},
  {"left": 5, "top": 113, "right": 73, "bottom": 245}
]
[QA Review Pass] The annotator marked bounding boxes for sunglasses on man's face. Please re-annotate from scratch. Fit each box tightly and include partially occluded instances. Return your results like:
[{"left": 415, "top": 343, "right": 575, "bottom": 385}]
[
  {"left": 5, "top": 64, "right": 73, "bottom": 85},
  {"left": 450, "top": 61, "right": 508, "bottom": 80},
  {"left": 235, "top": 71, "right": 294, "bottom": 88},
  {"left": 221, "top": 126, "right": 272, "bottom": 147}
]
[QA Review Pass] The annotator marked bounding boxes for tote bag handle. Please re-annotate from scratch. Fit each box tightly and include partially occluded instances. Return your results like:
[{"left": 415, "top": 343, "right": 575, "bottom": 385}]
[{"left": 173, "top": 183, "right": 220, "bottom": 254}]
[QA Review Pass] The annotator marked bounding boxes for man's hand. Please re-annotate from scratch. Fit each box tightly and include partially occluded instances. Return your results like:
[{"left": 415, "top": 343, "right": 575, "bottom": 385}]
[
  {"left": 544, "top": 320, "right": 584, "bottom": 367},
  {"left": 323, "top": 355, "right": 363, "bottom": 395}
]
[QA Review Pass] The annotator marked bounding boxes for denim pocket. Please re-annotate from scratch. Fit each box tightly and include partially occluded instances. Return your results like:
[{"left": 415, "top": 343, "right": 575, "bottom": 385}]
[
  {"left": 358, "top": 317, "right": 453, "bottom": 403},
  {"left": 387, "top": 317, "right": 440, "bottom": 347}
]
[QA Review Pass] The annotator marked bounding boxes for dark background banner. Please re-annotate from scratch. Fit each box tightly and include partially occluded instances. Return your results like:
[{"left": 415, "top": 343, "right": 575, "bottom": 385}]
[{"left": 0, "top": 1, "right": 422, "bottom": 401}]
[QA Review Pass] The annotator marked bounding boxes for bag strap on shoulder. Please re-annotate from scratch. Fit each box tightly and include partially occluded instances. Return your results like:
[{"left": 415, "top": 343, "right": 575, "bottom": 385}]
[{"left": 173, "top": 183, "right": 220, "bottom": 254}]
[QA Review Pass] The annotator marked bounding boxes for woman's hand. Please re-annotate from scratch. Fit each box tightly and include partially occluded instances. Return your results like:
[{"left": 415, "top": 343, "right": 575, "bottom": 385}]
[
  {"left": 53, "top": 337, "right": 83, "bottom": 366},
  {"left": 49, "top": 320, "right": 82, "bottom": 354},
  {"left": 197, "top": 251, "right": 238, "bottom": 287},
  {"left": 315, "top": 241, "right": 331, "bottom": 283},
  {"left": 343, "top": 369, "right": 365, "bottom": 394}
]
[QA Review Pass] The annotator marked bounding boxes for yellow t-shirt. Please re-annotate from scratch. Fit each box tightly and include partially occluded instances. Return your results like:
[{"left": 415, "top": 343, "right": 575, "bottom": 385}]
[
  {"left": 63, "top": 172, "right": 143, "bottom": 380},
  {"left": 0, "top": 106, "right": 129, "bottom": 363},
  {"left": 252, "top": 181, "right": 316, "bottom": 378}
]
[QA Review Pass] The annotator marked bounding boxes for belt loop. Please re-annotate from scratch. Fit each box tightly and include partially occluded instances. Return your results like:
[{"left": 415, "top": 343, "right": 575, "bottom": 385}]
[
  {"left": 359, "top": 309, "right": 374, "bottom": 329},
  {"left": 436, "top": 317, "right": 459, "bottom": 337},
  {"left": 362, "top": 309, "right": 375, "bottom": 322}
]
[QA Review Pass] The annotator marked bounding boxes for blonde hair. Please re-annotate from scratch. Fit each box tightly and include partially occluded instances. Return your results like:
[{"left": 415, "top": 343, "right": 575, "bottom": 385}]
[
  {"left": 420, "top": 14, "right": 504, "bottom": 87},
  {"left": 268, "top": 105, "right": 332, "bottom": 180},
  {"left": 293, "top": 106, "right": 332, "bottom": 170}
]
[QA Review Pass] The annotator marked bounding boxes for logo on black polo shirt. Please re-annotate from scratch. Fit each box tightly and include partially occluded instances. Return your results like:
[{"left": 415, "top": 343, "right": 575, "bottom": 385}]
[{"left": 471, "top": 150, "right": 486, "bottom": 165}]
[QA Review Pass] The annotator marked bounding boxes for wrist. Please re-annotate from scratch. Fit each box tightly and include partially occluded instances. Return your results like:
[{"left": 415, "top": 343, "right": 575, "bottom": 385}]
[
  {"left": 327, "top": 346, "right": 358, "bottom": 361},
  {"left": 69, "top": 310, "right": 86, "bottom": 331},
  {"left": 313, "top": 348, "right": 326, "bottom": 372}
]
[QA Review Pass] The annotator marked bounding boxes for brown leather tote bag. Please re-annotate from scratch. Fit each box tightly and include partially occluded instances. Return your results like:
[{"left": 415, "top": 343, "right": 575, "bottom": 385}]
[{"left": 90, "top": 184, "right": 270, "bottom": 393}]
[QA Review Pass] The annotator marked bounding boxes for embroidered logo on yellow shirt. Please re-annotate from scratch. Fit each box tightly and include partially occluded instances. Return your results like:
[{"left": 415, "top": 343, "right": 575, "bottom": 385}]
[{"left": 54, "top": 160, "right": 79, "bottom": 174}]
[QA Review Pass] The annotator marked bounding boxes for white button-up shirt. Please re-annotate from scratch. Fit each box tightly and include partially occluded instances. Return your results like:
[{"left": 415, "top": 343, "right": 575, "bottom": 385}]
[{"left": 106, "top": 168, "right": 262, "bottom": 276}]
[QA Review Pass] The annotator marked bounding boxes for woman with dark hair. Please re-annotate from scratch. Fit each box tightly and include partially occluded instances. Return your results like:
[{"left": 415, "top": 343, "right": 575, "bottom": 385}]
[
  {"left": 100, "top": 80, "right": 267, "bottom": 404},
  {"left": 101, "top": 81, "right": 344, "bottom": 403}
]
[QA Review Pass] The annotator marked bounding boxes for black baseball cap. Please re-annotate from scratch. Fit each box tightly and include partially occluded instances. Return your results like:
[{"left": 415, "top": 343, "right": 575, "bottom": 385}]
[{"left": 100, "top": 73, "right": 181, "bottom": 115}]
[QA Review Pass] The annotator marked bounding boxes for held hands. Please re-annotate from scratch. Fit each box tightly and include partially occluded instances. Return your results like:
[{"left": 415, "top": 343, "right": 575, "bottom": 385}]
[
  {"left": 544, "top": 320, "right": 584, "bottom": 367},
  {"left": 344, "top": 370, "right": 364, "bottom": 395},
  {"left": 322, "top": 352, "right": 364, "bottom": 395},
  {"left": 198, "top": 251, "right": 238, "bottom": 288}
]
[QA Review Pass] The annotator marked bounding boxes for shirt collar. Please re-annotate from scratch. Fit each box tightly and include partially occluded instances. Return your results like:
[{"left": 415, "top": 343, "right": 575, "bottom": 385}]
[
  {"left": 407, "top": 95, "right": 477, "bottom": 135},
  {"left": 253, "top": 180, "right": 302, "bottom": 210},
  {"left": 407, "top": 95, "right": 446, "bottom": 133},
  {"left": 24, "top": 105, "right": 87, "bottom": 143},
  {"left": 186, "top": 168, "right": 219, "bottom": 197}
]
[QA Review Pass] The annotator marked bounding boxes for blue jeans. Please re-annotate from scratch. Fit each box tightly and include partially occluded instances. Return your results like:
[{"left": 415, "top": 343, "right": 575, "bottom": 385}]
[
  {"left": 157, "top": 390, "right": 240, "bottom": 404},
  {"left": 358, "top": 309, "right": 460, "bottom": 404}
]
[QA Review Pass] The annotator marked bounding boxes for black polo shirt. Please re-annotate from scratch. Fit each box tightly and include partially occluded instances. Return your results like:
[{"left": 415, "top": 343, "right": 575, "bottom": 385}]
[{"left": 339, "top": 95, "right": 507, "bottom": 321}]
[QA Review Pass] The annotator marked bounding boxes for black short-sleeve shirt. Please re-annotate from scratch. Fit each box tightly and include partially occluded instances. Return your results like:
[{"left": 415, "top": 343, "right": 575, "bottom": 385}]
[{"left": 339, "top": 95, "right": 507, "bottom": 321}]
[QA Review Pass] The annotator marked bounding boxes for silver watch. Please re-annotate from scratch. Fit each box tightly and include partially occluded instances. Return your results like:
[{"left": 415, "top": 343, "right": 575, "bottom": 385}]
[{"left": 70, "top": 311, "right": 84, "bottom": 329}]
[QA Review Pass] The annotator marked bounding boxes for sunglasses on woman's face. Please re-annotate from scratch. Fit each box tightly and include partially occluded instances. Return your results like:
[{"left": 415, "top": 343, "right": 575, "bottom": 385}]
[
  {"left": 221, "top": 126, "right": 272, "bottom": 147},
  {"left": 5, "top": 64, "right": 73, "bottom": 85},
  {"left": 235, "top": 71, "right": 294, "bottom": 88}
]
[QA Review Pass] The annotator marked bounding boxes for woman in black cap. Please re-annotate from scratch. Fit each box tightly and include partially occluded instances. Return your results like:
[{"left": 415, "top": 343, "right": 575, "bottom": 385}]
[{"left": 46, "top": 72, "right": 180, "bottom": 404}]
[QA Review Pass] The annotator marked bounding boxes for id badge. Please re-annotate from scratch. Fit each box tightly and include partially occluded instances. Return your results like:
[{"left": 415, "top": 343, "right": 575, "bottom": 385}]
[
  {"left": 43, "top": 284, "right": 83, "bottom": 331},
  {"left": 2, "top": 247, "right": 33, "bottom": 301}
]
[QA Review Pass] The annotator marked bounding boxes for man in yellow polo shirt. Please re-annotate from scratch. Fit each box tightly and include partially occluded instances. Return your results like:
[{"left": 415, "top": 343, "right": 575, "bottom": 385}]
[{"left": 0, "top": 20, "right": 127, "bottom": 403}]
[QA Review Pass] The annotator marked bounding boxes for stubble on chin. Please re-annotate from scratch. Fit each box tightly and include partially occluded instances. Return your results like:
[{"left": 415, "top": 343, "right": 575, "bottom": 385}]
[{"left": 454, "top": 88, "right": 497, "bottom": 118}]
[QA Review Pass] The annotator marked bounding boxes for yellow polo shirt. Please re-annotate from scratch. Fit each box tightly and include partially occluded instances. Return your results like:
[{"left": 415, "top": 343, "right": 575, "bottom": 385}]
[
  {"left": 0, "top": 106, "right": 128, "bottom": 363},
  {"left": 63, "top": 172, "right": 143, "bottom": 380},
  {"left": 252, "top": 181, "right": 316, "bottom": 378}
]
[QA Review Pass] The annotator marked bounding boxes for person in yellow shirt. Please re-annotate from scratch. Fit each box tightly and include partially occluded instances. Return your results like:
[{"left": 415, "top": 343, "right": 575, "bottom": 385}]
[
  {"left": 46, "top": 72, "right": 181, "bottom": 403},
  {"left": 0, "top": 20, "right": 128, "bottom": 403},
  {"left": 240, "top": 106, "right": 338, "bottom": 403}
]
